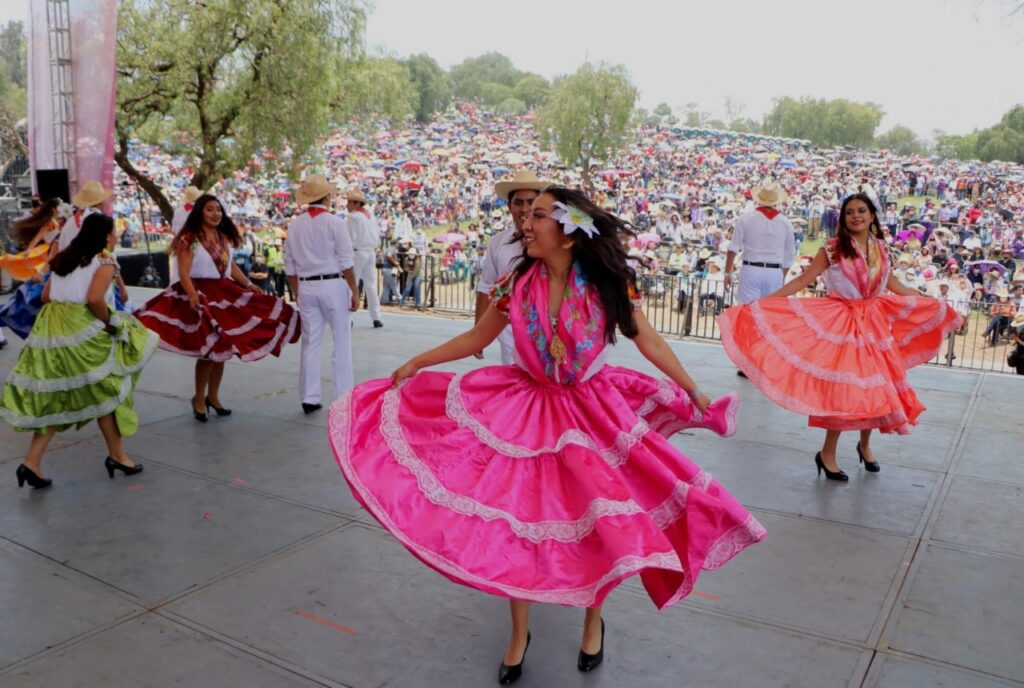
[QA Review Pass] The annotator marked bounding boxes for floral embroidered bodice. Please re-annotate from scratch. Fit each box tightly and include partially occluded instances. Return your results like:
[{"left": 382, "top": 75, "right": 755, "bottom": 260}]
[{"left": 822, "top": 236, "right": 890, "bottom": 300}]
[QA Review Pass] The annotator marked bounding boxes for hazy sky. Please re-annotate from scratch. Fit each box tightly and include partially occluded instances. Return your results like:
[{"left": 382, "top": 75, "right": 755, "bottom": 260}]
[{"left": 5, "top": 0, "right": 1023, "bottom": 138}]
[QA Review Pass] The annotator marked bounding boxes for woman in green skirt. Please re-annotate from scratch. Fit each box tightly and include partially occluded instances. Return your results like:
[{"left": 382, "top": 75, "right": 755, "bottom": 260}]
[{"left": 0, "top": 213, "right": 160, "bottom": 489}]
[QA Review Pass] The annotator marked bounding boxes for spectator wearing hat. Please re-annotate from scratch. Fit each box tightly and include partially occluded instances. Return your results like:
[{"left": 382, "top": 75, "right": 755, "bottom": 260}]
[
  {"left": 284, "top": 174, "right": 360, "bottom": 414},
  {"left": 983, "top": 288, "right": 1016, "bottom": 346},
  {"left": 699, "top": 255, "right": 728, "bottom": 316},
  {"left": 399, "top": 247, "right": 423, "bottom": 309},
  {"left": 380, "top": 240, "right": 402, "bottom": 305},
  {"left": 473, "top": 170, "right": 548, "bottom": 364},
  {"left": 1008, "top": 313, "right": 1024, "bottom": 375},
  {"left": 346, "top": 189, "right": 384, "bottom": 328}
]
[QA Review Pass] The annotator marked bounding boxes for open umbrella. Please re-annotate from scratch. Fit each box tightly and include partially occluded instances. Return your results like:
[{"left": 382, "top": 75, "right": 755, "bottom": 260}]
[
  {"left": 402, "top": 161, "right": 423, "bottom": 171},
  {"left": 967, "top": 260, "right": 1008, "bottom": 275},
  {"left": 434, "top": 232, "right": 467, "bottom": 244},
  {"left": 637, "top": 232, "right": 661, "bottom": 244},
  {"left": 661, "top": 193, "right": 684, "bottom": 201}
]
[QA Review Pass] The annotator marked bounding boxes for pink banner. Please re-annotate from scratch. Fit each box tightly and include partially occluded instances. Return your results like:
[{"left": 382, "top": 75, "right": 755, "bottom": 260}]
[{"left": 28, "top": 0, "right": 118, "bottom": 199}]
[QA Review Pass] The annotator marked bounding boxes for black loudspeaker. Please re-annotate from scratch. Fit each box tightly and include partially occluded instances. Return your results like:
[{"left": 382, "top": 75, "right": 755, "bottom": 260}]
[{"left": 35, "top": 168, "right": 71, "bottom": 203}]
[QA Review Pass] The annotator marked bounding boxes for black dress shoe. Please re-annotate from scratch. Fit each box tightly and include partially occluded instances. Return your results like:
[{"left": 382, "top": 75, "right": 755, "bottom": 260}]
[
  {"left": 815, "top": 452, "right": 849, "bottom": 481},
  {"left": 205, "top": 396, "right": 232, "bottom": 417},
  {"left": 498, "top": 632, "right": 530, "bottom": 685},
  {"left": 373, "top": 320, "right": 384, "bottom": 328},
  {"left": 302, "top": 403, "right": 323, "bottom": 415},
  {"left": 192, "top": 397, "right": 208, "bottom": 423},
  {"left": 736, "top": 369, "right": 748, "bottom": 378},
  {"left": 856, "top": 442, "right": 881, "bottom": 473},
  {"left": 105, "top": 456, "right": 144, "bottom": 479},
  {"left": 16, "top": 464, "right": 52, "bottom": 489},
  {"left": 578, "top": 619, "right": 605, "bottom": 672}
]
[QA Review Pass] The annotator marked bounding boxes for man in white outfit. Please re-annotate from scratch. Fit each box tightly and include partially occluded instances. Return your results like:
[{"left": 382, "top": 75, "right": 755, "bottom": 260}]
[
  {"left": 473, "top": 170, "right": 548, "bottom": 364},
  {"left": 284, "top": 175, "right": 360, "bottom": 414},
  {"left": 60, "top": 181, "right": 112, "bottom": 249},
  {"left": 345, "top": 189, "right": 383, "bottom": 328},
  {"left": 724, "top": 179, "right": 796, "bottom": 376}
]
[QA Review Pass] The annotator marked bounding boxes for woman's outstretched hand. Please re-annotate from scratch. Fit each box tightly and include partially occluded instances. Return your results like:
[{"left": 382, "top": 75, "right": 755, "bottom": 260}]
[{"left": 390, "top": 360, "right": 419, "bottom": 388}]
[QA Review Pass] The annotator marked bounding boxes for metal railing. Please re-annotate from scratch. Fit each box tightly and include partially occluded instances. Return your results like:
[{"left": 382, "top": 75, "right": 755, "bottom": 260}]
[{"left": 375, "top": 258, "right": 1020, "bottom": 375}]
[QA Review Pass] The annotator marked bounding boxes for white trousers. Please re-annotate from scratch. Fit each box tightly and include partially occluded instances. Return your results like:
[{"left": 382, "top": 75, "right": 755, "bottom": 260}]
[
  {"left": 352, "top": 250, "right": 381, "bottom": 322},
  {"left": 496, "top": 325, "right": 515, "bottom": 365},
  {"left": 737, "top": 264, "right": 785, "bottom": 304},
  {"left": 297, "top": 279, "right": 353, "bottom": 405}
]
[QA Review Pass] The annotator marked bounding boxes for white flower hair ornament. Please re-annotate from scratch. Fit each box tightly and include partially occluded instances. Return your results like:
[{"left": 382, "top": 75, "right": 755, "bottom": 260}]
[{"left": 551, "top": 202, "right": 599, "bottom": 239}]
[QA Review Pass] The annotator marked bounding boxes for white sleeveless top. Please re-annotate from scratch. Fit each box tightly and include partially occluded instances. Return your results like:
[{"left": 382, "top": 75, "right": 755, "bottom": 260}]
[
  {"left": 174, "top": 240, "right": 230, "bottom": 283},
  {"left": 49, "top": 253, "right": 115, "bottom": 306}
]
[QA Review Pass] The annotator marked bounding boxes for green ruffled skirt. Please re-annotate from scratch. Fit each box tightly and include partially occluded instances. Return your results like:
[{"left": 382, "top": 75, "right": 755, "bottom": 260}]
[{"left": 0, "top": 302, "right": 160, "bottom": 436}]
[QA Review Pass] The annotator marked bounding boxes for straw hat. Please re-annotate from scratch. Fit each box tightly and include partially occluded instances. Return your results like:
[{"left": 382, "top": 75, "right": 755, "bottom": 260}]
[
  {"left": 181, "top": 185, "right": 203, "bottom": 204},
  {"left": 72, "top": 181, "right": 112, "bottom": 208},
  {"left": 750, "top": 180, "right": 786, "bottom": 208},
  {"left": 345, "top": 189, "right": 368, "bottom": 204},
  {"left": 1012, "top": 313, "right": 1024, "bottom": 327},
  {"left": 494, "top": 169, "right": 548, "bottom": 199},
  {"left": 996, "top": 287, "right": 1010, "bottom": 298},
  {"left": 296, "top": 174, "right": 337, "bottom": 205},
  {"left": 698, "top": 248, "right": 712, "bottom": 260}
]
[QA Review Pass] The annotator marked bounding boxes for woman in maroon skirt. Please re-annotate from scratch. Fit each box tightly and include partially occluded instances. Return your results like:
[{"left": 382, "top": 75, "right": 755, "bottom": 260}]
[{"left": 137, "top": 195, "right": 299, "bottom": 421}]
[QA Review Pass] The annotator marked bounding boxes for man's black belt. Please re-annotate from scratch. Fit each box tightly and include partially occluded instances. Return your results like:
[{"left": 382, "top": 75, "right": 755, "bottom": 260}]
[
  {"left": 742, "top": 260, "right": 782, "bottom": 269},
  {"left": 298, "top": 273, "right": 340, "bottom": 281}
]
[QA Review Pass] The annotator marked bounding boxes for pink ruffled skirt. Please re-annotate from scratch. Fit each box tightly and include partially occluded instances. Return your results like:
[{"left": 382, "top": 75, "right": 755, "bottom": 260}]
[{"left": 328, "top": 364, "right": 764, "bottom": 609}]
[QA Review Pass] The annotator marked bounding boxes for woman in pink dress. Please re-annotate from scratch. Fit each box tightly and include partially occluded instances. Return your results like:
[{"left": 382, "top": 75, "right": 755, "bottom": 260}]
[
  {"left": 718, "top": 193, "right": 962, "bottom": 481},
  {"left": 329, "top": 187, "right": 764, "bottom": 684}
]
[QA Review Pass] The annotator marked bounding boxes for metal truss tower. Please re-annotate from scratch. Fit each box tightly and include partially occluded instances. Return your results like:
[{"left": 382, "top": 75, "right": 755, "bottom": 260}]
[{"left": 46, "top": 0, "right": 75, "bottom": 185}]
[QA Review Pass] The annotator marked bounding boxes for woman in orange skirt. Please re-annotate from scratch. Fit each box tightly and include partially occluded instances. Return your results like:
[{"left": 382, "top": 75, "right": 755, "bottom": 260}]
[{"left": 718, "top": 193, "right": 962, "bottom": 481}]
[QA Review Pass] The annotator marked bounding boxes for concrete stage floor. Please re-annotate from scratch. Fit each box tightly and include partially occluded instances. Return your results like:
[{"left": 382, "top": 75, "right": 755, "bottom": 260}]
[{"left": 1, "top": 294, "right": 1021, "bottom": 687}]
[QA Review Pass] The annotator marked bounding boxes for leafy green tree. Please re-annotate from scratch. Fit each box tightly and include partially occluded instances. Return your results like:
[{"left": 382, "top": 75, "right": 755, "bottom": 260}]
[
  {"left": 404, "top": 53, "right": 451, "bottom": 122},
  {"left": 762, "top": 96, "right": 883, "bottom": 147},
  {"left": 728, "top": 118, "right": 761, "bottom": 134},
  {"left": 0, "top": 20, "right": 26, "bottom": 162},
  {"left": 934, "top": 133, "right": 979, "bottom": 161},
  {"left": 535, "top": 62, "right": 637, "bottom": 189},
  {"left": 653, "top": 102, "right": 673, "bottom": 121},
  {"left": 496, "top": 97, "right": 527, "bottom": 116},
  {"left": 341, "top": 55, "right": 415, "bottom": 125},
  {"left": 512, "top": 73, "right": 550, "bottom": 108},
  {"left": 875, "top": 125, "right": 926, "bottom": 156},
  {"left": 479, "top": 82, "right": 514, "bottom": 107},
  {"left": 115, "top": 0, "right": 368, "bottom": 221},
  {"left": 449, "top": 52, "right": 521, "bottom": 102}
]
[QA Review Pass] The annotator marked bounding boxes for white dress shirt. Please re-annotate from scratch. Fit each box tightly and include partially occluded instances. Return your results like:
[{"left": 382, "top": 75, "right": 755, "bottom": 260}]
[
  {"left": 347, "top": 209, "right": 378, "bottom": 251},
  {"left": 476, "top": 225, "right": 523, "bottom": 295},
  {"left": 58, "top": 206, "right": 100, "bottom": 250},
  {"left": 727, "top": 209, "right": 796, "bottom": 268},
  {"left": 171, "top": 204, "right": 194, "bottom": 235},
  {"left": 284, "top": 206, "right": 354, "bottom": 278}
]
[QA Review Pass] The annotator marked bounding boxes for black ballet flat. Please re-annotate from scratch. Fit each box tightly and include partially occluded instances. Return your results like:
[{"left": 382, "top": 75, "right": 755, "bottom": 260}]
[
  {"left": 105, "top": 456, "right": 144, "bottom": 479},
  {"left": 856, "top": 442, "right": 881, "bottom": 473},
  {"left": 16, "top": 464, "right": 52, "bottom": 489},
  {"left": 498, "top": 632, "right": 530, "bottom": 685},
  {"left": 578, "top": 619, "right": 605, "bottom": 672},
  {"left": 205, "top": 396, "right": 232, "bottom": 417},
  {"left": 192, "top": 397, "right": 208, "bottom": 423},
  {"left": 815, "top": 452, "right": 848, "bottom": 481},
  {"left": 302, "top": 403, "right": 323, "bottom": 415}
]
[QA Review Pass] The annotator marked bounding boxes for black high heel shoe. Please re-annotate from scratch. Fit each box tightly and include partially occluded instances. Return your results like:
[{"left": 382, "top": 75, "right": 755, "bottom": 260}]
[
  {"left": 578, "top": 618, "right": 605, "bottom": 672},
  {"left": 16, "top": 464, "right": 52, "bottom": 489},
  {"left": 815, "top": 452, "right": 848, "bottom": 482},
  {"left": 205, "top": 396, "right": 232, "bottom": 417},
  {"left": 856, "top": 442, "right": 881, "bottom": 473},
  {"left": 498, "top": 632, "right": 530, "bottom": 685},
  {"left": 105, "top": 456, "right": 144, "bottom": 479},
  {"left": 192, "top": 397, "right": 208, "bottom": 423}
]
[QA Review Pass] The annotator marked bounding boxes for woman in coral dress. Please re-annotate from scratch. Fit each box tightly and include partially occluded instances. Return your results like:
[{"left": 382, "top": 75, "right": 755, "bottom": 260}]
[
  {"left": 1, "top": 214, "right": 158, "bottom": 489},
  {"left": 329, "top": 187, "right": 764, "bottom": 684},
  {"left": 136, "top": 195, "right": 298, "bottom": 421},
  {"left": 718, "top": 193, "right": 962, "bottom": 481}
]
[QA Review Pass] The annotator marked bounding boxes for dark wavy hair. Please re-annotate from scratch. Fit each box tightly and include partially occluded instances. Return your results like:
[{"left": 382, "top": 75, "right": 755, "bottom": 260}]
[
  {"left": 835, "top": 193, "right": 885, "bottom": 261},
  {"left": 11, "top": 198, "right": 60, "bottom": 248},
  {"left": 171, "top": 194, "right": 240, "bottom": 253},
  {"left": 513, "top": 186, "right": 638, "bottom": 343},
  {"left": 50, "top": 213, "right": 114, "bottom": 277}
]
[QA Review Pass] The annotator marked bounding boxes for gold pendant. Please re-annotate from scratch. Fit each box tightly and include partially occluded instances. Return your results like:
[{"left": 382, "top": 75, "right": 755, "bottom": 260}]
[{"left": 549, "top": 333, "right": 567, "bottom": 365}]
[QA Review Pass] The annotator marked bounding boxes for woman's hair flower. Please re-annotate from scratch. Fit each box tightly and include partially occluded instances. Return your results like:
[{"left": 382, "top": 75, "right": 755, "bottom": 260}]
[{"left": 551, "top": 202, "right": 598, "bottom": 239}]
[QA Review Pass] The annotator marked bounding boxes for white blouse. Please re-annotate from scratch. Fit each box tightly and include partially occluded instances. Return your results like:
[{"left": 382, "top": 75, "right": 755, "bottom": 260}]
[
  {"left": 49, "top": 254, "right": 114, "bottom": 306},
  {"left": 175, "top": 240, "right": 229, "bottom": 283}
]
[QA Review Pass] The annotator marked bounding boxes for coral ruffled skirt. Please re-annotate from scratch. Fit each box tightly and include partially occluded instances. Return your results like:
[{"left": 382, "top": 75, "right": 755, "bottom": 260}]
[
  {"left": 329, "top": 364, "right": 764, "bottom": 609},
  {"left": 718, "top": 295, "right": 962, "bottom": 434},
  {"left": 137, "top": 279, "right": 299, "bottom": 362}
]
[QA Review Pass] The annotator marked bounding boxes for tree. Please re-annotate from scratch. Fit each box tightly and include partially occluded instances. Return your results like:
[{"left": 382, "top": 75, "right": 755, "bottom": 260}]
[
  {"left": 496, "top": 97, "right": 527, "bottom": 116},
  {"left": 934, "top": 133, "right": 979, "bottom": 161},
  {"left": 535, "top": 62, "right": 638, "bottom": 189},
  {"left": 875, "top": 125, "right": 926, "bottom": 156},
  {"left": 115, "top": 0, "right": 368, "bottom": 222},
  {"left": 479, "top": 82, "right": 514, "bottom": 107},
  {"left": 512, "top": 73, "right": 550, "bottom": 108},
  {"left": 449, "top": 52, "right": 521, "bottom": 102},
  {"left": 404, "top": 53, "right": 451, "bottom": 122},
  {"left": 762, "top": 96, "right": 883, "bottom": 147},
  {"left": 653, "top": 102, "right": 673, "bottom": 121},
  {"left": 0, "top": 21, "right": 27, "bottom": 163},
  {"left": 341, "top": 55, "right": 415, "bottom": 126}
]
